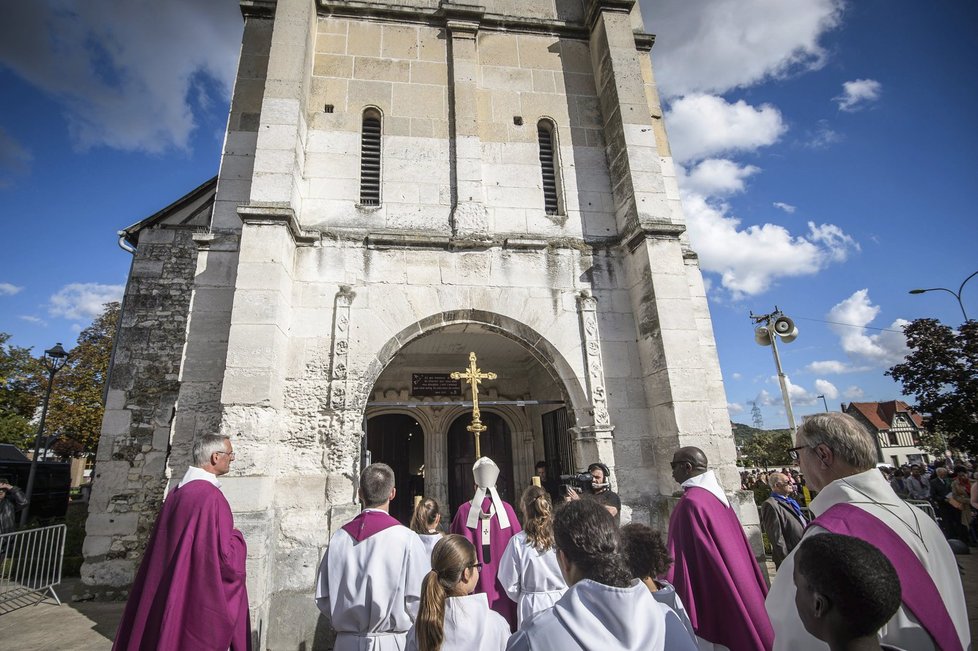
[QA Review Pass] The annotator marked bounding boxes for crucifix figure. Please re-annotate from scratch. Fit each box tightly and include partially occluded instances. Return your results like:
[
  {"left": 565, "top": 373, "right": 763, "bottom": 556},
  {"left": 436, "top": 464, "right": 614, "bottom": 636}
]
[{"left": 451, "top": 351, "right": 497, "bottom": 459}]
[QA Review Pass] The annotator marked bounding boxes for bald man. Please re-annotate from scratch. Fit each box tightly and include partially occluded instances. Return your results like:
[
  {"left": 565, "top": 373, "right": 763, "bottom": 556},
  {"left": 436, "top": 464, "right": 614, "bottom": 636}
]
[{"left": 665, "top": 447, "right": 773, "bottom": 651}]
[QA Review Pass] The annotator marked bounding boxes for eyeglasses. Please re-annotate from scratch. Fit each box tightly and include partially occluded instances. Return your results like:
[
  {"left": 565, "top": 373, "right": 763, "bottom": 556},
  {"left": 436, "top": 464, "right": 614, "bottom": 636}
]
[
  {"left": 669, "top": 461, "right": 688, "bottom": 469},
  {"left": 215, "top": 451, "right": 236, "bottom": 459},
  {"left": 787, "top": 446, "right": 809, "bottom": 461},
  {"left": 469, "top": 562, "right": 483, "bottom": 571}
]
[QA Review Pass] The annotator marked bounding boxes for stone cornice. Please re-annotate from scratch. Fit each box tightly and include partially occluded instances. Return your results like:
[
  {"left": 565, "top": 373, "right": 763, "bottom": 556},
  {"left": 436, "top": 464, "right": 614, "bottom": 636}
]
[
  {"left": 584, "top": 0, "right": 636, "bottom": 32},
  {"left": 240, "top": 0, "right": 276, "bottom": 19},
  {"left": 623, "top": 221, "right": 688, "bottom": 252},
  {"left": 237, "top": 204, "right": 319, "bottom": 245},
  {"left": 634, "top": 32, "right": 655, "bottom": 52}
]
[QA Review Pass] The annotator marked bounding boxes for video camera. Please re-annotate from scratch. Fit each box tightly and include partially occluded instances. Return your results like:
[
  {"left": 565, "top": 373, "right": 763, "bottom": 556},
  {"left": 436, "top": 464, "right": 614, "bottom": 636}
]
[{"left": 559, "top": 472, "right": 593, "bottom": 494}]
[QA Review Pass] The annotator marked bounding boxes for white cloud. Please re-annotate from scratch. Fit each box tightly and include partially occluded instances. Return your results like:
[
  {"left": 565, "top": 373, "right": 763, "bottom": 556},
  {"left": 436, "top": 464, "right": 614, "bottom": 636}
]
[
  {"left": 727, "top": 402, "right": 745, "bottom": 415},
  {"left": 683, "top": 194, "right": 858, "bottom": 296},
  {"left": 814, "top": 379, "right": 839, "bottom": 400},
  {"left": 784, "top": 376, "right": 818, "bottom": 406},
  {"left": 18, "top": 315, "right": 47, "bottom": 326},
  {"left": 0, "top": 2, "right": 242, "bottom": 152},
  {"left": 805, "top": 360, "right": 862, "bottom": 375},
  {"left": 681, "top": 159, "right": 760, "bottom": 197},
  {"left": 0, "top": 127, "right": 32, "bottom": 188},
  {"left": 48, "top": 283, "right": 124, "bottom": 321},
  {"left": 844, "top": 385, "right": 865, "bottom": 399},
  {"left": 834, "top": 79, "right": 882, "bottom": 112},
  {"left": 732, "top": 372, "right": 743, "bottom": 380},
  {"left": 639, "top": 0, "right": 845, "bottom": 97},
  {"left": 756, "top": 389, "right": 779, "bottom": 407},
  {"left": 773, "top": 202, "right": 797, "bottom": 214},
  {"left": 804, "top": 119, "right": 843, "bottom": 149},
  {"left": 0, "top": 282, "right": 23, "bottom": 296},
  {"left": 827, "top": 289, "right": 909, "bottom": 366},
  {"left": 666, "top": 94, "right": 787, "bottom": 163}
]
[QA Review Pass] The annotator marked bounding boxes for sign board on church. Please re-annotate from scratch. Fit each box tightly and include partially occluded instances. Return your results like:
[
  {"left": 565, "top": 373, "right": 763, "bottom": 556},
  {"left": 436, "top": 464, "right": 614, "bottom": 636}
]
[{"left": 411, "top": 373, "right": 463, "bottom": 397}]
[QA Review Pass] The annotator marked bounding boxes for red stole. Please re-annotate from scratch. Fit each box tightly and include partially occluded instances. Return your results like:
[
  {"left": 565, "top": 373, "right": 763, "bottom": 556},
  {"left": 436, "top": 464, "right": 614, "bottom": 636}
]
[
  {"left": 341, "top": 509, "right": 401, "bottom": 542},
  {"left": 810, "top": 503, "right": 963, "bottom": 651}
]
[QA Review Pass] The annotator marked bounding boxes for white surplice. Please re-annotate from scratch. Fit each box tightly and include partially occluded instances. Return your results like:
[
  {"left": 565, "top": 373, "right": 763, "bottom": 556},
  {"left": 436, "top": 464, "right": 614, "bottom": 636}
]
[
  {"left": 316, "top": 520, "right": 431, "bottom": 651},
  {"left": 416, "top": 532, "right": 443, "bottom": 558},
  {"left": 405, "top": 592, "right": 510, "bottom": 651},
  {"left": 651, "top": 580, "right": 697, "bottom": 646},
  {"left": 497, "top": 531, "right": 568, "bottom": 628},
  {"left": 505, "top": 579, "right": 666, "bottom": 651},
  {"left": 766, "top": 468, "right": 970, "bottom": 651}
]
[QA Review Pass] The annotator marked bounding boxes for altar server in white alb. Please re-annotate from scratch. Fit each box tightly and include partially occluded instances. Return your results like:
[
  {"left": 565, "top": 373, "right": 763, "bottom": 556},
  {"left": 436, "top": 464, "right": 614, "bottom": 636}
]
[
  {"left": 497, "top": 485, "right": 567, "bottom": 628},
  {"left": 767, "top": 412, "right": 969, "bottom": 651},
  {"left": 406, "top": 534, "right": 510, "bottom": 651},
  {"left": 316, "top": 463, "right": 431, "bottom": 650},
  {"left": 507, "top": 499, "right": 675, "bottom": 651},
  {"left": 411, "top": 496, "right": 445, "bottom": 558}
]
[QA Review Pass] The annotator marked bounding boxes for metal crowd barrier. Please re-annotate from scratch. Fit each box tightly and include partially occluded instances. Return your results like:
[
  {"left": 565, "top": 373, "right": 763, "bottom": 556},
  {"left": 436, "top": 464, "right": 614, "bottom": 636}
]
[{"left": 0, "top": 524, "right": 66, "bottom": 615}]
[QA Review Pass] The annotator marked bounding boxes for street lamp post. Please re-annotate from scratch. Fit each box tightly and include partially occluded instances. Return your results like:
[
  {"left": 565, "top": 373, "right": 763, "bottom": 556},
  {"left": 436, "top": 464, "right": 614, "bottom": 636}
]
[
  {"left": 750, "top": 308, "right": 800, "bottom": 432},
  {"left": 20, "top": 343, "right": 70, "bottom": 526},
  {"left": 816, "top": 394, "right": 829, "bottom": 412},
  {"left": 909, "top": 269, "right": 977, "bottom": 322}
]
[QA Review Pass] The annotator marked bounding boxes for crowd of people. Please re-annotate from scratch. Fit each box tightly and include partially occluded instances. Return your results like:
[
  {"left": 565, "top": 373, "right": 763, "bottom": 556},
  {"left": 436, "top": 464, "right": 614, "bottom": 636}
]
[{"left": 109, "top": 412, "right": 970, "bottom": 651}]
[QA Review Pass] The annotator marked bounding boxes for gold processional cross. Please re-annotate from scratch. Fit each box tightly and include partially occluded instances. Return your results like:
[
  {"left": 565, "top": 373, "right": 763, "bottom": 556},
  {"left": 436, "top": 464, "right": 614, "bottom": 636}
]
[{"left": 451, "top": 352, "right": 497, "bottom": 460}]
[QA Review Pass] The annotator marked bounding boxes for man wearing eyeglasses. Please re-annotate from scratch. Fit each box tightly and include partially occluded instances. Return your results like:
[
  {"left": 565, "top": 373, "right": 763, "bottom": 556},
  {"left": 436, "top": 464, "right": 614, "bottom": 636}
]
[
  {"left": 664, "top": 447, "right": 773, "bottom": 651},
  {"left": 759, "top": 472, "right": 805, "bottom": 568},
  {"left": 114, "top": 434, "right": 251, "bottom": 651},
  {"left": 767, "top": 412, "right": 968, "bottom": 651}
]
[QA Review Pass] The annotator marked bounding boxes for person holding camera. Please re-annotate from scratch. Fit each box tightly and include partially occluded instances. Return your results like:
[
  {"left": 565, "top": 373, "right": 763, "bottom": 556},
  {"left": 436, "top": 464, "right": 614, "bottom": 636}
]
[
  {"left": 563, "top": 462, "right": 621, "bottom": 524},
  {"left": 0, "top": 478, "right": 28, "bottom": 537}
]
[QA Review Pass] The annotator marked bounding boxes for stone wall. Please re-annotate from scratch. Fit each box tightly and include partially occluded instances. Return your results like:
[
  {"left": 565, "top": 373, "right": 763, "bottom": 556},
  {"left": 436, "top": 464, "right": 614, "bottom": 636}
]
[{"left": 80, "top": 227, "right": 198, "bottom": 596}]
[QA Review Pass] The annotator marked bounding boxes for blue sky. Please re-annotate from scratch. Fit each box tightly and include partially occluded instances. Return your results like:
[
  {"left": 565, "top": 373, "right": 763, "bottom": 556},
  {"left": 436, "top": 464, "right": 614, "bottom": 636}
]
[{"left": 0, "top": 0, "right": 975, "bottom": 429}]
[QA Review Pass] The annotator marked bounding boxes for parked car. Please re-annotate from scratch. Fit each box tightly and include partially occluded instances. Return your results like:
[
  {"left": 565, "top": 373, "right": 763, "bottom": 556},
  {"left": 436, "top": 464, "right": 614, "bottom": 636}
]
[{"left": 0, "top": 444, "right": 71, "bottom": 520}]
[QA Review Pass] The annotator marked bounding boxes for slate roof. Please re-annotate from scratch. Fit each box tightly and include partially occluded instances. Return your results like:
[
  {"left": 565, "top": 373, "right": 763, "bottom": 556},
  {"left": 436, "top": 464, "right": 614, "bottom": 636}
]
[{"left": 119, "top": 176, "right": 217, "bottom": 247}]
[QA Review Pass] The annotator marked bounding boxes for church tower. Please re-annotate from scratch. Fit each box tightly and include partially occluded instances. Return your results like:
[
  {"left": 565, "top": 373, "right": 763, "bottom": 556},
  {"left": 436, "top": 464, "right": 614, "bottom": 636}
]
[{"left": 83, "top": 1, "right": 751, "bottom": 647}]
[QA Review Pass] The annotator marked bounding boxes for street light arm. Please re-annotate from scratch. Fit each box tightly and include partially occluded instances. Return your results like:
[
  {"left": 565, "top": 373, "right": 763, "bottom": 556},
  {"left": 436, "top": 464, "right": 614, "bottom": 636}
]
[{"left": 957, "top": 270, "right": 978, "bottom": 303}]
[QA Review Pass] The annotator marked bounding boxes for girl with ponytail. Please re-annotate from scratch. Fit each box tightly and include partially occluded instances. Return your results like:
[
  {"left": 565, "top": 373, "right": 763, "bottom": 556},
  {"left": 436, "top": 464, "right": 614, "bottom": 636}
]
[
  {"left": 410, "top": 497, "right": 444, "bottom": 557},
  {"left": 497, "top": 485, "right": 568, "bottom": 628},
  {"left": 406, "top": 534, "right": 509, "bottom": 651}
]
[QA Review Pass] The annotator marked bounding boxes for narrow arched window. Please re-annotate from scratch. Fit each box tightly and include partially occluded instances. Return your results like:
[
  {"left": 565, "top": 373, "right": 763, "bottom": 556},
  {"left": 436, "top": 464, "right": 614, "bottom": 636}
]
[
  {"left": 537, "top": 120, "right": 561, "bottom": 215},
  {"left": 360, "top": 109, "right": 382, "bottom": 206}
]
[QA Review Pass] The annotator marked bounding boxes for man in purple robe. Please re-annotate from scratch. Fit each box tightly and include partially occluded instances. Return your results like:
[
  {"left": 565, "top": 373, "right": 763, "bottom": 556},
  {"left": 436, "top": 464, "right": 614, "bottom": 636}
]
[
  {"left": 665, "top": 446, "right": 773, "bottom": 651},
  {"left": 451, "top": 457, "right": 521, "bottom": 630},
  {"left": 113, "top": 434, "right": 251, "bottom": 651}
]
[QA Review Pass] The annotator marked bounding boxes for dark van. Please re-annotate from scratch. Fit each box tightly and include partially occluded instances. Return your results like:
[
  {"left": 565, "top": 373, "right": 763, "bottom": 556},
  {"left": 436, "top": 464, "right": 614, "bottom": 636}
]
[{"left": 0, "top": 445, "right": 71, "bottom": 521}]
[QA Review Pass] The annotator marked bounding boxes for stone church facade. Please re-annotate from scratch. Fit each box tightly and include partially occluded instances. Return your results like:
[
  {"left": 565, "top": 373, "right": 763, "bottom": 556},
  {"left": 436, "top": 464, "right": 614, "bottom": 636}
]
[{"left": 82, "top": 0, "right": 752, "bottom": 647}]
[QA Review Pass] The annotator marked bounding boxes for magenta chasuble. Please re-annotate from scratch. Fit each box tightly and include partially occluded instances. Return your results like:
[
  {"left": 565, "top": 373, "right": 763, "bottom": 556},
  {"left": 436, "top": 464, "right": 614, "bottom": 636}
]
[
  {"left": 666, "top": 486, "right": 773, "bottom": 651},
  {"left": 113, "top": 480, "right": 251, "bottom": 651}
]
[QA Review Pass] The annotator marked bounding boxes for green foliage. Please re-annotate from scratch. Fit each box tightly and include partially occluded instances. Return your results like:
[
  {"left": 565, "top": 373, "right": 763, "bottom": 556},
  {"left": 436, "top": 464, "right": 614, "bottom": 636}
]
[
  {"left": 0, "top": 333, "right": 42, "bottom": 449},
  {"left": 736, "top": 423, "right": 793, "bottom": 468},
  {"left": 887, "top": 319, "right": 978, "bottom": 455},
  {"left": 44, "top": 302, "right": 120, "bottom": 457}
]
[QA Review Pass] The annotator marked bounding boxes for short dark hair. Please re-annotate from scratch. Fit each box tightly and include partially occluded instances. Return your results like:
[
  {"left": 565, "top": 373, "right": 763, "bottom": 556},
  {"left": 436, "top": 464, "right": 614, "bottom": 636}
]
[
  {"left": 795, "top": 534, "right": 901, "bottom": 637},
  {"left": 553, "top": 499, "right": 631, "bottom": 587},
  {"left": 620, "top": 523, "right": 673, "bottom": 579},
  {"left": 587, "top": 462, "right": 610, "bottom": 480},
  {"left": 360, "top": 463, "right": 395, "bottom": 507},
  {"left": 535, "top": 460, "right": 547, "bottom": 470}
]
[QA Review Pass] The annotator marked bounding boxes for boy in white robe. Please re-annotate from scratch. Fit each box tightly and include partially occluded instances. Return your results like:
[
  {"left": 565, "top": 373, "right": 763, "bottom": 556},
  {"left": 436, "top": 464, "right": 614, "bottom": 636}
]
[{"left": 316, "top": 463, "right": 431, "bottom": 650}]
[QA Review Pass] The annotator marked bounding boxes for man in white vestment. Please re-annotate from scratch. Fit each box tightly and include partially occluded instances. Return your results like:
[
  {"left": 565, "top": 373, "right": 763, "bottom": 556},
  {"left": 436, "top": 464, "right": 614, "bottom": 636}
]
[
  {"left": 316, "top": 463, "right": 431, "bottom": 650},
  {"left": 767, "top": 412, "right": 969, "bottom": 651}
]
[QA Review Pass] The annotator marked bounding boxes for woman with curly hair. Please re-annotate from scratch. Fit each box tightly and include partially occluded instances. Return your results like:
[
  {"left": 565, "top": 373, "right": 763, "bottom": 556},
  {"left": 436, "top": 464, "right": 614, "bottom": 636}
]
[
  {"left": 411, "top": 497, "right": 445, "bottom": 557},
  {"left": 497, "top": 485, "right": 568, "bottom": 628},
  {"left": 406, "top": 534, "right": 509, "bottom": 651},
  {"left": 620, "top": 522, "right": 696, "bottom": 645},
  {"left": 507, "top": 499, "right": 691, "bottom": 651}
]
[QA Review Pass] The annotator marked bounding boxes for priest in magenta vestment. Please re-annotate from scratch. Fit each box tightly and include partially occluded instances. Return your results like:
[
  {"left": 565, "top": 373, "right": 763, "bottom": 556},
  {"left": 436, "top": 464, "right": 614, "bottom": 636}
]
[
  {"left": 450, "top": 457, "right": 521, "bottom": 631},
  {"left": 113, "top": 434, "right": 251, "bottom": 651},
  {"left": 665, "top": 447, "right": 773, "bottom": 651}
]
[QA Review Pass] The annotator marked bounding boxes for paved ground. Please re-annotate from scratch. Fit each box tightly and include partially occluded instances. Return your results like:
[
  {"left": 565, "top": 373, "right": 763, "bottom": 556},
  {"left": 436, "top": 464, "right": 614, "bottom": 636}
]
[{"left": 3, "top": 556, "right": 977, "bottom": 649}]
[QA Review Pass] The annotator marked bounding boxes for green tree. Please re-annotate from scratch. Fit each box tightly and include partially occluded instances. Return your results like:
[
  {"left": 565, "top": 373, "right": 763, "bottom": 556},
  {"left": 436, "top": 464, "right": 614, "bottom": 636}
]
[
  {"left": 887, "top": 318, "right": 978, "bottom": 455},
  {"left": 0, "top": 333, "right": 42, "bottom": 448},
  {"left": 740, "top": 428, "right": 793, "bottom": 468},
  {"left": 43, "top": 302, "right": 120, "bottom": 457}
]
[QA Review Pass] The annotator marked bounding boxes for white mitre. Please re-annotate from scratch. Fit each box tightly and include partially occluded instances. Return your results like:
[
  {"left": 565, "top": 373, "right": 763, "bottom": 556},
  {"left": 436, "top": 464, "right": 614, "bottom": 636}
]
[{"left": 466, "top": 456, "right": 511, "bottom": 530}]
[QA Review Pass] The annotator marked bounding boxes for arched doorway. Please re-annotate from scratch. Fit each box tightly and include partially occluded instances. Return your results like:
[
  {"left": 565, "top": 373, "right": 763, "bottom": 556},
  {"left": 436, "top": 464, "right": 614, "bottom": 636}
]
[
  {"left": 365, "top": 414, "right": 425, "bottom": 524},
  {"left": 447, "top": 412, "right": 515, "bottom": 516}
]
